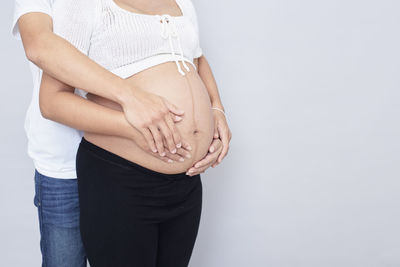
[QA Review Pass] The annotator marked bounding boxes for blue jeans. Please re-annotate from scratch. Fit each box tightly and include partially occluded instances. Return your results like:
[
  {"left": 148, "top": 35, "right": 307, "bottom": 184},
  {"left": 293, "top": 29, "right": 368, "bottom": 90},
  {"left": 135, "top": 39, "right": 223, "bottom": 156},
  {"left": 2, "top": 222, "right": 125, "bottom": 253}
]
[{"left": 34, "top": 170, "right": 87, "bottom": 267}]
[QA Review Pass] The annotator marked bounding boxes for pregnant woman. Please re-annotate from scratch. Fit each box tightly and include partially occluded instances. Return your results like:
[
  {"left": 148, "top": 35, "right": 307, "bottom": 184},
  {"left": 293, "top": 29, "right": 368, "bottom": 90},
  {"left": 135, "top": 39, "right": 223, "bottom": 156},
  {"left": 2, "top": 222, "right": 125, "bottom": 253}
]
[{"left": 39, "top": 0, "right": 230, "bottom": 266}]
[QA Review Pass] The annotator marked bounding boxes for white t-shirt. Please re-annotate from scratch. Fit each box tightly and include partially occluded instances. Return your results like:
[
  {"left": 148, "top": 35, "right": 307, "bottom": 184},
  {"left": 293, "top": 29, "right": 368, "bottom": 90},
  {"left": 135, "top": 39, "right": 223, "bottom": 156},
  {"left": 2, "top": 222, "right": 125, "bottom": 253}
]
[{"left": 12, "top": 0, "right": 83, "bottom": 179}]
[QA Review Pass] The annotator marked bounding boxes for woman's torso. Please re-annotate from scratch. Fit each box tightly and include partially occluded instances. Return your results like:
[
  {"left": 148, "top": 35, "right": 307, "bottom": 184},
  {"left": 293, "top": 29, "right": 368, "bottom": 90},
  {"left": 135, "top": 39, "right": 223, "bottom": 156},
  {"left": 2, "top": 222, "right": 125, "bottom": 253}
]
[
  {"left": 85, "top": 62, "right": 215, "bottom": 174},
  {"left": 53, "top": 0, "right": 214, "bottom": 173}
]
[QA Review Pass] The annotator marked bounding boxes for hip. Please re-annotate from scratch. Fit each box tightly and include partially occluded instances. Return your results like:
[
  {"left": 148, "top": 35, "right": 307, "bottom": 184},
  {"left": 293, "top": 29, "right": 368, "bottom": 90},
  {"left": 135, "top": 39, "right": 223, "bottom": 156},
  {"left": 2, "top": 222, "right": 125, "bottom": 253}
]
[{"left": 76, "top": 138, "right": 202, "bottom": 221}]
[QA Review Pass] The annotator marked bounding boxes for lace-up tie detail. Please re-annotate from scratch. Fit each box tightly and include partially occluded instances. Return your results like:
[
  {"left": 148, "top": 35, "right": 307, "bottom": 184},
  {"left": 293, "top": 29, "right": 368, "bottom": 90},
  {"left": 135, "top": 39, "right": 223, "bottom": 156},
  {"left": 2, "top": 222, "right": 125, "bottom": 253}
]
[{"left": 159, "top": 14, "right": 191, "bottom": 76}]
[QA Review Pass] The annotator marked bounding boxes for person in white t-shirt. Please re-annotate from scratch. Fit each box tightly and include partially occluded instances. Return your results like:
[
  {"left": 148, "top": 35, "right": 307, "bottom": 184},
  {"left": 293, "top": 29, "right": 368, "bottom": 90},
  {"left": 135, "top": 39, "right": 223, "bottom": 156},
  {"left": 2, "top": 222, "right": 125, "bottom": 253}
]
[{"left": 12, "top": 0, "right": 231, "bottom": 265}]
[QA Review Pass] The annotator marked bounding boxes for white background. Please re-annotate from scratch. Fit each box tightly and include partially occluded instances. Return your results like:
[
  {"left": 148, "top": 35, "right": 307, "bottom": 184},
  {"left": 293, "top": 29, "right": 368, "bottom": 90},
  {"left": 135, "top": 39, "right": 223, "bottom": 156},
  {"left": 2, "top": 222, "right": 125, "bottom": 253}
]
[{"left": 1, "top": 0, "right": 400, "bottom": 266}]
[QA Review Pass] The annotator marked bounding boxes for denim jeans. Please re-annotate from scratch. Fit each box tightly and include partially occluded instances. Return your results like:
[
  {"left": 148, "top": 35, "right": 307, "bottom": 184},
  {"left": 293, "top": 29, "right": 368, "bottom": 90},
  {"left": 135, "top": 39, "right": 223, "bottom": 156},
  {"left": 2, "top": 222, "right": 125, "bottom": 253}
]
[{"left": 34, "top": 170, "right": 87, "bottom": 267}]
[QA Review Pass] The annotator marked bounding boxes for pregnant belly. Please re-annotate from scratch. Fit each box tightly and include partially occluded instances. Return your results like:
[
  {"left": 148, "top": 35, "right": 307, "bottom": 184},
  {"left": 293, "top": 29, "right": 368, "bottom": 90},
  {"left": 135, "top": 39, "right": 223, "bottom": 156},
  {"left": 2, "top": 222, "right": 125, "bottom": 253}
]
[{"left": 84, "top": 62, "right": 215, "bottom": 174}]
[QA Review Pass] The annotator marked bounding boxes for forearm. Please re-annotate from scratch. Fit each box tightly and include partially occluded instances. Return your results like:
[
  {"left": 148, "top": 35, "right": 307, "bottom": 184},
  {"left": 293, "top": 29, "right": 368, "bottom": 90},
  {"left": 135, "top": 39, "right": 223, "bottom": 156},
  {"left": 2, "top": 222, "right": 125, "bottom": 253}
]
[
  {"left": 197, "top": 56, "right": 224, "bottom": 110},
  {"left": 19, "top": 13, "right": 129, "bottom": 104},
  {"left": 33, "top": 33, "right": 127, "bottom": 102},
  {"left": 41, "top": 91, "right": 142, "bottom": 141},
  {"left": 39, "top": 72, "right": 141, "bottom": 141}
]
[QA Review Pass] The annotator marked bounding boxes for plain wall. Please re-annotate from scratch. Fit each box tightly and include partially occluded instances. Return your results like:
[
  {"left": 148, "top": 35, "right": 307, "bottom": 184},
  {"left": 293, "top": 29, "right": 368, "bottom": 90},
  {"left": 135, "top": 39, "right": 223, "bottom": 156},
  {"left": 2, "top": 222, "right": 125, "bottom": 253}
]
[{"left": 1, "top": 0, "right": 400, "bottom": 266}]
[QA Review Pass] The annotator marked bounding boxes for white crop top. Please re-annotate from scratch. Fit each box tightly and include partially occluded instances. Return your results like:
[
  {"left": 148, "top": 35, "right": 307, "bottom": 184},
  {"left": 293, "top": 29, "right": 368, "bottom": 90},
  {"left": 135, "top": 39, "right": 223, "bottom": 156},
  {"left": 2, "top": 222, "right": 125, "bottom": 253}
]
[{"left": 52, "top": 0, "right": 203, "bottom": 78}]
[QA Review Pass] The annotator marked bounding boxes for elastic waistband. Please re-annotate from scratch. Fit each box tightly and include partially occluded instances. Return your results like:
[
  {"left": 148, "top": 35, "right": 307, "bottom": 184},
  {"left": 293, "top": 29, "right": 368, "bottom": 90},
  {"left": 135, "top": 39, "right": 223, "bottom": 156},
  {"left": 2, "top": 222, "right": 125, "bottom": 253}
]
[
  {"left": 79, "top": 137, "right": 189, "bottom": 180},
  {"left": 110, "top": 54, "right": 196, "bottom": 79}
]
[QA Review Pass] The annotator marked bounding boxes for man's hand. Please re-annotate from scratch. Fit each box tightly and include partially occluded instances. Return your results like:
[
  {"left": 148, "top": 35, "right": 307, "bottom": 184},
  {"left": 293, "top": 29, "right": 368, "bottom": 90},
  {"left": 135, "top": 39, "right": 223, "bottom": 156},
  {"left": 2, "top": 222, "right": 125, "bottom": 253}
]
[
  {"left": 18, "top": 13, "right": 189, "bottom": 159},
  {"left": 121, "top": 87, "right": 186, "bottom": 158},
  {"left": 131, "top": 127, "right": 193, "bottom": 164},
  {"left": 186, "top": 138, "right": 223, "bottom": 176}
]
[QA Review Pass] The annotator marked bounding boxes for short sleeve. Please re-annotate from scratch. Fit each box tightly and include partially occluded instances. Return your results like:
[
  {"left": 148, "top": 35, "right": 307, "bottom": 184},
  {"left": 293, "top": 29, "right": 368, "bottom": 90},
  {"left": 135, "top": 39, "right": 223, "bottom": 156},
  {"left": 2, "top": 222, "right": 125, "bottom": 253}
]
[
  {"left": 186, "top": 0, "right": 203, "bottom": 58},
  {"left": 51, "top": 0, "right": 99, "bottom": 55},
  {"left": 12, "top": 0, "right": 53, "bottom": 40}
]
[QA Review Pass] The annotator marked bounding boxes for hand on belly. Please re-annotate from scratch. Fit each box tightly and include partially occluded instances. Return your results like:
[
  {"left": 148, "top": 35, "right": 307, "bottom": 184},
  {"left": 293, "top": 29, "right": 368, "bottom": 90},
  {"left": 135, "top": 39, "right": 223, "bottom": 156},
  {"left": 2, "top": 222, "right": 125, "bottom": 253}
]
[{"left": 85, "top": 62, "right": 215, "bottom": 174}]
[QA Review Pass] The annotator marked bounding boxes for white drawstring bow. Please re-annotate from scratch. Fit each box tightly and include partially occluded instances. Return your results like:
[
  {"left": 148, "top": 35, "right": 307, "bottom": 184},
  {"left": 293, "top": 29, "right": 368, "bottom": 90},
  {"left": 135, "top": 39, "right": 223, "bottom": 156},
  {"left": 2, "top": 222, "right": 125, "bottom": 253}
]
[{"left": 159, "top": 14, "right": 190, "bottom": 76}]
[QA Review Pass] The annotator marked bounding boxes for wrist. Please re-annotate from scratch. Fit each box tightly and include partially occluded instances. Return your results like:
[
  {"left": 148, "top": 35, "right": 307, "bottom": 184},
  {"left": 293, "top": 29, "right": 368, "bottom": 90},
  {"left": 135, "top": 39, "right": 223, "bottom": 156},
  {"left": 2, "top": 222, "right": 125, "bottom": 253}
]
[
  {"left": 114, "top": 80, "right": 137, "bottom": 107},
  {"left": 211, "top": 100, "right": 224, "bottom": 112},
  {"left": 118, "top": 112, "right": 137, "bottom": 140},
  {"left": 212, "top": 107, "right": 226, "bottom": 117}
]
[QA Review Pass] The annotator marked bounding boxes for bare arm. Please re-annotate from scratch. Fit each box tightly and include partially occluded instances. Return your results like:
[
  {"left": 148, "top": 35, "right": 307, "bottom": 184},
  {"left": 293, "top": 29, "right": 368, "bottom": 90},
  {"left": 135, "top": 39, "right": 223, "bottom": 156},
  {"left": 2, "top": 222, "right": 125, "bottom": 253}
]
[
  {"left": 19, "top": 13, "right": 126, "bottom": 103},
  {"left": 185, "top": 56, "right": 232, "bottom": 176},
  {"left": 197, "top": 56, "right": 225, "bottom": 111},
  {"left": 39, "top": 73, "right": 192, "bottom": 163},
  {"left": 18, "top": 12, "right": 186, "bottom": 156}
]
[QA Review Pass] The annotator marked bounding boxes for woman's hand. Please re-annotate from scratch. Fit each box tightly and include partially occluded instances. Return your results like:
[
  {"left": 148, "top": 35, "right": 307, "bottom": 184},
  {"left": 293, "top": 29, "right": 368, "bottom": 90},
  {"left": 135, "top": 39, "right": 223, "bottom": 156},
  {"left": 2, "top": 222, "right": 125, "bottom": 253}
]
[
  {"left": 121, "top": 87, "right": 185, "bottom": 157},
  {"left": 185, "top": 109, "right": 232, "bottom": 176},
  {"left": 186, "top": 138, "right": 223, "bottom": 176},
  {"left": 212, "top": 109, "right": 232, "bottom": 165}
]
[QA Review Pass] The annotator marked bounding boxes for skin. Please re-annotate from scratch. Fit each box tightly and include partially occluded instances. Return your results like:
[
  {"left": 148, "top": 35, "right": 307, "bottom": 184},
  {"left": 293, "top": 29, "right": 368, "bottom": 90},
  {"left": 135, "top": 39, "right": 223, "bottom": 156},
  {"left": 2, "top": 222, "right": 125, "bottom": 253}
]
[
  {"left": 42, "top": 61, "right": 214, "bottom": 174},
  {"left": 18, "top": 2, "right": 231, "bottom": 175}
]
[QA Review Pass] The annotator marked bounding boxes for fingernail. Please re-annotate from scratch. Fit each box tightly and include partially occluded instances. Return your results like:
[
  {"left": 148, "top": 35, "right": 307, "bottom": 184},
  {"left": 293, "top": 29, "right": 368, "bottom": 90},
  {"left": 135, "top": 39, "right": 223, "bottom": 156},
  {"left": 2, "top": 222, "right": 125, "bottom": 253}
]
[
  {"left": 210, "top": 146, "right": 214, "bottom": 153},
  {"left": 175, "top": 116, "right": 182, "bottom": 121},
  {"left": 195, "top": 164, "right": 200, "bottom": 168},
  {"left": 168, "top": 159, "right": 173, "bottom": 163},
  {"left": 187, "top": 145, "right": 192, "bottom": 151},
  {"left": 188, "top": 169, "right": 193, "bottom": 173},
  {"left": 171, "top": 148, "right": 176, "bottom": 154},
  {"left": 186, "top": 153, "right": 191, "bottom": 159},
  {"left": 160, "top": 152, "right": 166, "bottom": 157},
  {"left": 152, "top": 148, "right": 157, "bottom": 153},
  {"left": 179, "top": 157, "right": 185, "bottom": 162},
  {"left": 176, "top": 143, "right": 182, "bottom": 148}
]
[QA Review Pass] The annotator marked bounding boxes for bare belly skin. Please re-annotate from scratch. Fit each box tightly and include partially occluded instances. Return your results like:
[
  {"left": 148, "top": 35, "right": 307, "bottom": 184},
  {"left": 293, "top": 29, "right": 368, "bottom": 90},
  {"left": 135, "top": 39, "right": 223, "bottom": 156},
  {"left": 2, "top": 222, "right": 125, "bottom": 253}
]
[{"left": 84, "top": 62, "right": 215, "bottom": 174}]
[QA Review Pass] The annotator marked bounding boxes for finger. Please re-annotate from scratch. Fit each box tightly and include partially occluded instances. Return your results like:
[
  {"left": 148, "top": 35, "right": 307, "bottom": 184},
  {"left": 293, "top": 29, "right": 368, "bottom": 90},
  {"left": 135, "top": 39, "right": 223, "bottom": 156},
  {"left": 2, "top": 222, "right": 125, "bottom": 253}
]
[
  {"left": 213, "top": 119, "right": 219, "bottom": 139},
  {"left": 193, "top": 139, "right": 222, "bottom": 168},
  {"left": 187, "top": 160, "right": 215, "bottom": 176},
  {"left": 172, "top": 115, "right": 183, "bottom": 122},
  {"left": 160, "top": 138, "right": 185, "bottom": 162},
  {"left": 141, "top": 127, "right": 157, "bottom": 153},
  {"left": 176, "top": 146, "right": 191, "bottom": 159},
  {"left": 149, "top": 144, "right": 182, "bottom": 163},
  {"left": 187, "top": 166, "right": 205, "bottom": 176},
  {"left": 212, "top": 153, "right": 223, "bottom": 168},
  {"left": 181, "top": 139, "right": 192, "bottom": 151},
  {"left": 217, "top": 126, "right": 230, "bottom": 163},
  {"left": 209, "top": 138, "right": 222, "bottom": 153},
  {"left": 155, "top": 153, "right": 172, "bottom": 163},
  {"left": 149, "top": 125, "right": 165, "bottom": 157},
  {"left": 163, "top": 150, "right": 184, "bottom": 163},
  {"left": 166, "top": 113, "right": 182, "bottom": 149},
  {"left": 164, "top": 99, "right": 185, "bottom": 116},
  {"left": 213, "top": 139, "right": 224, "bottom": 167},
  {"left": 157, "top": 120, "right": 176, "bottom": 154},
  {"left": 193, "top": 153, "right": 217, "bottom": 169}
]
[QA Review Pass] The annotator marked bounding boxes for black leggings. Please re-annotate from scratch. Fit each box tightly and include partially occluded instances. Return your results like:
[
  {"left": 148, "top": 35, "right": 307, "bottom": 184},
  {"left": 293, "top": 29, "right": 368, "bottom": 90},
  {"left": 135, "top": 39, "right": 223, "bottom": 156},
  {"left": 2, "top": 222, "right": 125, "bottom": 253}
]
[{"left": 76, "top": 138, "right": 202, "bottom": 267}]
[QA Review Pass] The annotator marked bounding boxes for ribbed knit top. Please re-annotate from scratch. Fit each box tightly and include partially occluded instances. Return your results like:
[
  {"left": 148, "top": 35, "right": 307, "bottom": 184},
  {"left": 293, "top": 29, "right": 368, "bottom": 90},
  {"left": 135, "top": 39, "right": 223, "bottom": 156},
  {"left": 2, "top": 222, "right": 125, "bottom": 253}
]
[{"left": 52, "top": 0, "right": 203, "bottom": 77}]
